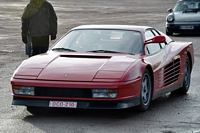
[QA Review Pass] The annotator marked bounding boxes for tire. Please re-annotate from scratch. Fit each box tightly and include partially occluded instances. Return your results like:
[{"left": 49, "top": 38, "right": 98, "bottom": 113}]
[
  {"left": 166, "top": 30, "right": 173, "bottom": 36},
  {"left": 139, "top": 69, "right": 152, "bottom": 111},
  {"left": 177, "top": 55, "right": 191, "bottom": 94}
]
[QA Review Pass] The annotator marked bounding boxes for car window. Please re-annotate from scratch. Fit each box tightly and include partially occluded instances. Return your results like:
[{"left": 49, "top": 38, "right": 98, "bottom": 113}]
[
  {"left": 151, "top": 29, "right": 160, "bottom": 36},
  {"left": 151, "top": 29, "right": 166, "bottom": 49},
  {"left": 158, "top": 30, "right": 173, "bottom": 44},
  {"left": 52, "top": 29, "right": 144, "bottom": 54},
  {"left": 145, "top": 29, "right": 161, "bottom": 55},
  {"left": 174, "top": 1, "right": 200, "bottom": 11}
]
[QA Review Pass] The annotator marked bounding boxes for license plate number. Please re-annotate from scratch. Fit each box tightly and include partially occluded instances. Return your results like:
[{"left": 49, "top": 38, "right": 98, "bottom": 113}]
[
  {"left": 180, "top": 26, "right": 194, "bottom": 30},
  {"left": 49, "top": 101, "right": 77, "bottom": 108}
]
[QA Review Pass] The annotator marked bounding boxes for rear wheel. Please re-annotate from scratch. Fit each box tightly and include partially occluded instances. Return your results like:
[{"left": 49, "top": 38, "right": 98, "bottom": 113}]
[
  {"left": 177, "top": 55, "right": 191, "bottom": 94},
  {"left": 139, "top": 69, "right": 152, "bottom": 111}
]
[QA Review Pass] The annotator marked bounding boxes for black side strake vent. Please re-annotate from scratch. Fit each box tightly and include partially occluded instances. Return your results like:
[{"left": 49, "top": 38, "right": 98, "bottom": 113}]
[
  {"left": 159, "top": 58, "right": 181, "bottom": 87},
  {"left": 164, "top": 58, "right": 180, "bottom": 86}
]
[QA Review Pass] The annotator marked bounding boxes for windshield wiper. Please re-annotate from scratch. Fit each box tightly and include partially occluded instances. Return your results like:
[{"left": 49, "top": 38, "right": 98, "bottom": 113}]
[{"left": 52, "top": 48, "right": 77, "bottom": 52}]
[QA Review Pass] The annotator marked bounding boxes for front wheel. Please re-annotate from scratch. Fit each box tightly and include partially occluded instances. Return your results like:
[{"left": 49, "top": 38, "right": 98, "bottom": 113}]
[
  {"left": 166, "top": 30, "right": 173, "bottom": 36},
  {"left": 139, "top": 69, "right": 152, "bottom": 111}
]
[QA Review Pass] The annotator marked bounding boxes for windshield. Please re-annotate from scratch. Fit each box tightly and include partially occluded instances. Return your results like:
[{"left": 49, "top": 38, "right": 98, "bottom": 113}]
[
  {"left": 174, "top": 1, "right": 200, "bottom": 11},
  {"left": 52, "top": 29, "right": 144, "bottom": 55}
]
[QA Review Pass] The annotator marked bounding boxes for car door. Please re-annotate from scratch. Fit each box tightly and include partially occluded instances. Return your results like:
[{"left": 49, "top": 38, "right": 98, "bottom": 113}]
[
  {"left": 144, "top": 28, "right": 168, "bottom": 94},
  {"left": 158, "top": 30, "right": 182, "bottom": 91}
]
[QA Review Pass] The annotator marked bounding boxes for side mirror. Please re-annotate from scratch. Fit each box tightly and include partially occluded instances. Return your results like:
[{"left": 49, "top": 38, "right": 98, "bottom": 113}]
[
  {"left": 144, "top": 36, "right": 166, "bottom": 45},
  {"left": 167, "top": 8, "right": 173, "bottom": 13}
]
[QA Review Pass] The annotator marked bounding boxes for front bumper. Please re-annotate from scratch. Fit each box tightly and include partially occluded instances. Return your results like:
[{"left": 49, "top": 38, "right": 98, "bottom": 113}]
[
  {"left": 12, "top": 97, "right": 140, "bottom": 109},
  {"left": 166, "top": 22, "right": 200, "bottom": 33}
]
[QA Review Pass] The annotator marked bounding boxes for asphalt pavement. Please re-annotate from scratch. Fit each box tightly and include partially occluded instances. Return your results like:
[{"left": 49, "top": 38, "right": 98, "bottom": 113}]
[{"left": 0, "top": 0, "right": 200, "bottom": 133}]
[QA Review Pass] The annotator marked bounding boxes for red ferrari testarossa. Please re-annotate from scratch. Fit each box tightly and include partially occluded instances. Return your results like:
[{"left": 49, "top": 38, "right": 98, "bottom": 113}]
[{"left": 11, "top": 25, "right": 194, "bottom": 111}]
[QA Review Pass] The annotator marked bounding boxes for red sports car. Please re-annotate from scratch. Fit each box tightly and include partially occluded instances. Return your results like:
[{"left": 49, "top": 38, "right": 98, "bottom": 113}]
[{"left": 11, "top": 25, "right": 194, "bottom": 111}]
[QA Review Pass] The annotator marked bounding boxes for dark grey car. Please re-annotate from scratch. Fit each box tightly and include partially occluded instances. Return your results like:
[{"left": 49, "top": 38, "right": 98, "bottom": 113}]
[{"left": 166, "top": 0, "right": 200, "bottom": 36}]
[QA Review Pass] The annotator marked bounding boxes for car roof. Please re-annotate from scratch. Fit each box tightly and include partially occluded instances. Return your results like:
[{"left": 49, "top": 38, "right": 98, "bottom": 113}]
[{"left": 71, "top": 25, "right": 152, "bottom": 32}]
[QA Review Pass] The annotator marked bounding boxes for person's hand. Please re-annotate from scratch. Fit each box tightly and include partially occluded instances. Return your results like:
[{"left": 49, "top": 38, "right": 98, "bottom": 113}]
[
  {"left": 51, "top": 34, "right": 56, "bottom": 40},
  {"left": 22, "top": 35, "right": 27, "bottom": 44}
]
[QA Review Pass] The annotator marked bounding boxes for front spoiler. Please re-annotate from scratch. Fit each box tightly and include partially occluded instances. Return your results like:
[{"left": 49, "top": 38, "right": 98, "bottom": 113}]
[{"left": 12, "top": 97, "right": 140, "bottom": 109}]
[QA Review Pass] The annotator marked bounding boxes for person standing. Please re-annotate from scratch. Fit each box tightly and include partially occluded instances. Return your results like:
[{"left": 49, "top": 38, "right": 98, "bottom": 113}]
[{"left": 21, "top": 0, "right": 57, "bottom": 57}]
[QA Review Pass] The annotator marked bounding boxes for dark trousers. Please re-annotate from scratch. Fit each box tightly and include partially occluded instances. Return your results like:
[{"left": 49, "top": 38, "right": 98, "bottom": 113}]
[{"left": 31, "top": 35, "right": 49, "bottom": 56}]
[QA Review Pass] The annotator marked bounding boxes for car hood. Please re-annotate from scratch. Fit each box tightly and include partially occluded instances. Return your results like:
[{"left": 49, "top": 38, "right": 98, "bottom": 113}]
[
  {"left": 14, "top": 53, "right": 139, "bottom": 81},
  {"left": 174, "top": 11, "right": 200, "bottom": 22}
]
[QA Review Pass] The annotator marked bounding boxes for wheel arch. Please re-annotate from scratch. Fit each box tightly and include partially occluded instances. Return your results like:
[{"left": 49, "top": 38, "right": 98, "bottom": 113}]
[
  {"left": 186, "top": 52, "right": 193, "bottom": 73},
  {"left": 145, "top": 65, "right": 154, "bottom": 96}
]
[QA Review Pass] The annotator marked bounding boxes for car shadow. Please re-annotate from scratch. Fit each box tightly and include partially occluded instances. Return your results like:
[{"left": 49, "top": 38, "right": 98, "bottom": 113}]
[
  {"left": 20, "top": 93, "right": 190, "bottom": 132},
  {"left": 172, "top": 33, "right": 200, "bottom": 37},
  {"left": 25, "top": 105, "right": 137, "bottom": 119}
]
